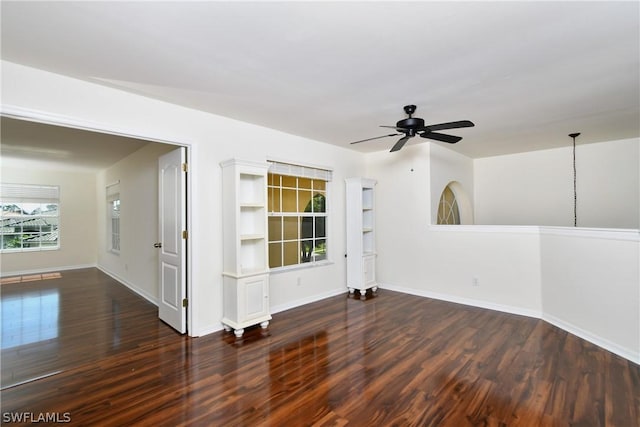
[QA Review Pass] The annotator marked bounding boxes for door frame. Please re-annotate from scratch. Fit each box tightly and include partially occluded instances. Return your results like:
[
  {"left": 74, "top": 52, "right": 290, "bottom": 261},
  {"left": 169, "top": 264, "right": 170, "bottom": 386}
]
[{"left": 1, "top": 106, "right": 194, "bottom": 335}]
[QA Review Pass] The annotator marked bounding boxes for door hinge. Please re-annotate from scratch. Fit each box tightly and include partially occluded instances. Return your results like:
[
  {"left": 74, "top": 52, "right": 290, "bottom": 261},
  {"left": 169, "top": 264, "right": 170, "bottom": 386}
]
[
  {"left": 182, "top": 162, "right": 188, "bottom": 172},
  {"left": 182, "top": 230, "right": 188, "bottom": 239},
  {"left": 182, "top": 298, "right": 188, "bottom": 308}
]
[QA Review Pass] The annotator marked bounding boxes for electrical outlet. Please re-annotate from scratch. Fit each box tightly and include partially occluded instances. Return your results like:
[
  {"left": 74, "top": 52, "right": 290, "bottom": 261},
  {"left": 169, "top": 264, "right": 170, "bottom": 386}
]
[
  {"left": 472, "top": 277, "right": 479, "bottom": 287},
  {"left": 297, "top": 277, "right": 302, "bottom": 286}
]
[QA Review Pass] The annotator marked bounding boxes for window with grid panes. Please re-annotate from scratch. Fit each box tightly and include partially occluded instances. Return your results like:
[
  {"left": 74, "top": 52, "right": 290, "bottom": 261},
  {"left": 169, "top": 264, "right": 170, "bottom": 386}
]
[
  {"left": 437, "top": 184, "right": 460, "bottom": 225},
  {"left": 109, "top": 198, "right": 121, "bottom": 253},
  {"left": 106, "top": 182, "right": 121, "bottom": 254},
  {"left": 268, "top": 173, "right": 327, "bottom": 268},
  {"left": 0, "top": 183, "right": 60, "bottom": 252}
]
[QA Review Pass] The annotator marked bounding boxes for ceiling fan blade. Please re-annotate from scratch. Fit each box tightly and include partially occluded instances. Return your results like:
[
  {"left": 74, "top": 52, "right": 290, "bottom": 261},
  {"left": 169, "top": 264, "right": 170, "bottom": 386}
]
[
  {"left": 380, "top": 125, "right": 406, "bottom": 132},
  {"left": 350, "top": 133, "right": 400, "bottom": 145},
  {"left": 421, "top": 132, "right": 462, "bottom": 144},
  {"left": 390, "top": 135, "right": 411, "bottom": 152},
  {"left": 425, "top": 120, "right": 475, "bottom": 131}
]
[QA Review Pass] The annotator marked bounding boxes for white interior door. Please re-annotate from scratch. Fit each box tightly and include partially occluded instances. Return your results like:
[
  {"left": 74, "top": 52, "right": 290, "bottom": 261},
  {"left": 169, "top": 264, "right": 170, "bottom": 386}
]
[{"left": 157, "top": 147, "right": 187, "bottom": 333}]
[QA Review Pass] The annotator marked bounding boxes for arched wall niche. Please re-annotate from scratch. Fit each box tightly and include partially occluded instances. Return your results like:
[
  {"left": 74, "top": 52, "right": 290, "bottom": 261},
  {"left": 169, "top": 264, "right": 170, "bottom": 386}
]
[{"left": 437, "top": 181, "right": 473, "bottom": 225}]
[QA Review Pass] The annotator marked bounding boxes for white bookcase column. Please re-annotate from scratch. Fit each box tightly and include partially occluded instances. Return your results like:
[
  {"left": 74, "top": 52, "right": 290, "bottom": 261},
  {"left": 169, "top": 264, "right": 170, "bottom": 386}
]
[
  {"left": 346, "top": 177, "right": 378, "bottom": 298},
  {"left": 220, "top": 159, "right": 271, "bottom": 337}
]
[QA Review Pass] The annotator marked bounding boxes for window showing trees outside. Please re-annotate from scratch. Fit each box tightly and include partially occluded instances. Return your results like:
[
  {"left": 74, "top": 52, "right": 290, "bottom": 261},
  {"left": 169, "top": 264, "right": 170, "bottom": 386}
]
[
  {"left": 437, "top": 185, "right": 461, "bottom": 225},
  {"left": 268, "top": 173, "right": 327, "bottom": 269},
  {"left": 110, "top": 198, "right": 121, "bottom": 253},
  {"left": 0, "top": 184, "right": 60, "bottom": 252}
]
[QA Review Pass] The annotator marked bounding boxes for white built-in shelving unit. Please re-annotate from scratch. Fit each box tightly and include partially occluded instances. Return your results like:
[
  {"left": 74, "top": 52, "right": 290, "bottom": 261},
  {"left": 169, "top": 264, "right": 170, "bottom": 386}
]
[
  {"left": 346, "top": 177, "right": 378, "bottom": 298},
  {"left": 220, "top": 159, "right": 271, "bottom": 337}
]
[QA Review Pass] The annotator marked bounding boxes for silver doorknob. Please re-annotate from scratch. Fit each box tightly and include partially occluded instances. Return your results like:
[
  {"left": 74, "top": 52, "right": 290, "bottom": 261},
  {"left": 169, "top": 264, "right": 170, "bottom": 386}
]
[{"left": 153, "top": 242, "right": 162, "bottom": 248}]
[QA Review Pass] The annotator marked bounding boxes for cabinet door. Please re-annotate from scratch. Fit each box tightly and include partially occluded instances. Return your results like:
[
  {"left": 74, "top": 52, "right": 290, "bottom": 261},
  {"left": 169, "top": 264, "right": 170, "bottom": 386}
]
[
  {"left": 243, "top": 276, "right": 269, "bottom": 320},
  {"left": 363, "top": 255, "right": 376, "bottom": 286}
]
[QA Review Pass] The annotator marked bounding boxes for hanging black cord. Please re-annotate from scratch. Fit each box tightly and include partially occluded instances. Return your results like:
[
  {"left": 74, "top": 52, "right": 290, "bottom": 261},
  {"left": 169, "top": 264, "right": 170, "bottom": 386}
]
[{"left": 569, "top": 133, "right": 580, "bottom": 227}]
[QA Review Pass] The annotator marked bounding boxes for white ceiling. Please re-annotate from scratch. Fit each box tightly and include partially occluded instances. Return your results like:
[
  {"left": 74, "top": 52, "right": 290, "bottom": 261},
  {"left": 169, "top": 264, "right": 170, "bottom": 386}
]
[
  {"left": 1, "top": 117, "right": 151, "bottom": 172},
  {"left": 1, "top": 1, "right": 639, "bottom": 158}
]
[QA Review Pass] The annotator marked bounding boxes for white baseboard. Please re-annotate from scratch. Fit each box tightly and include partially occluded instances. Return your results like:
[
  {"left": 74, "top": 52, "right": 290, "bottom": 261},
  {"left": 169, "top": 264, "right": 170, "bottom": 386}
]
[
  {"left": 543, "top": 313, "right": 640, "bottom": 365},
  {"left": 379, "top": 282, "right": 542, "bottom": 319},
  {"left": 0, "top": 264, "right": 97, "bottom": 278},
  {"left": 191, "top": 323, "right": 224, "bottom": 337},
  {"left": 96, "top": 266, "right": 158, "bottom": 306}
]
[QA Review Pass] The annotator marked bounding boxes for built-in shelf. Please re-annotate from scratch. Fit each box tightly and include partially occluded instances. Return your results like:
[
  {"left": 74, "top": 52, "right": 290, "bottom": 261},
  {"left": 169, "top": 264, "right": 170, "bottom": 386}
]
[
  {"left": 346, "top": 177, "right": 378, "bottom": 298},
  {"left": 240, "top": 234, "right": 265, "bottom": 241},
  {"left": 221, "top": 159, "right": 272, "bottom": 338}
]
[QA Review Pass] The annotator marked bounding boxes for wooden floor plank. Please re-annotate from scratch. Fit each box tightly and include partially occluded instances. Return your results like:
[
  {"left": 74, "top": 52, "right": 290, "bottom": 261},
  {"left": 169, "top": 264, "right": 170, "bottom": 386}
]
[{"left": 1, "top": 268, "right": 638, "bottom": 426}]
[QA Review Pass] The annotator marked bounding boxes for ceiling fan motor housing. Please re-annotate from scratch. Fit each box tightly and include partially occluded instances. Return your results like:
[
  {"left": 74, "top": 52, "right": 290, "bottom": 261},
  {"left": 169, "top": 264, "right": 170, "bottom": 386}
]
[{"left": 396, "top": 117, "right": 425, "bottom": 136}]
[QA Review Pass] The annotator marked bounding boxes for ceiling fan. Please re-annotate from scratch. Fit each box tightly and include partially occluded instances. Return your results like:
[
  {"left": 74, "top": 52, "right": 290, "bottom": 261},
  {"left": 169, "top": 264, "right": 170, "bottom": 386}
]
[{"left": 350, "top": 105, "right": 475, "bottom": 152}]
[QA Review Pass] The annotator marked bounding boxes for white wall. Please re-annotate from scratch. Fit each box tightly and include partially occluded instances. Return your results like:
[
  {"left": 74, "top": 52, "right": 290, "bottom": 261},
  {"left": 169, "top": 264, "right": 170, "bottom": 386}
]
[
  {"left": 541, "top": 228, "right": 639, "bottom": 362},
  {"left": 474, "top": 138, "right": 639, "bottom": 228},
  {"left": 578, "top": 139, "right": 639, "bottom": 229},
  {"left": 96, "top": 142, "right": 176, "bottom": 303},
  {"left": 365, "top": 144, "right": 543, "bottom": 317},
  {"left": 1, "top": 60, "right": 364, "bottom": 336},
  {"left": 0, "top": 162, "right": 97, "bottom": 274}
]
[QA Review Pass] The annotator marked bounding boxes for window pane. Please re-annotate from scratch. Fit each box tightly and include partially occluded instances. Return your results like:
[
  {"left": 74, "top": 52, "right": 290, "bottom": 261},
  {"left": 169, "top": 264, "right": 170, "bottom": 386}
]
[
  {"left": 298, "top": 190, "right": 312, "bottom": 212},
  {"left": 22, "top": 233, "right": 40, "bottom": 248},
  {"left": 315, "top": 217, "right": 326, "bottom": 238},
  {"left": 41, "top": 204, "right": 59, "bottom": 216},
  {"left": 313, "top": 180, "right": 326, "bottom": 191},
  {"left": 10, "top": 220, "right": 23, "bottom": 233},
  {"left": 283, "top": 217, "right": 298, "bottom": 240},
  {"left": 312, "top": 193, "right": 326, "bottom": 213},
  {"left": 298, "top": 178, "right": 312, "bottom": 189},
  {"left": 300, "top": 239, "right": 313, "bottom": 263},
  {"left": 18, "top": 204, "right": 32, "bottom": 216},
  {"left": 283, "top": 241, "right": 299, "bottom": 266},
  {"left": 314, "top": 239, "right": 327, "bottom": 260},
  {"left": 300, "top": 216, "right": 313, "bottom": 240},
  {"left": 269, "top": 187, "right": 281, "bottom": 212},
  {"left": 22, "top": 219, "right": 41, "bottom": 232},
  {"left": 452, "top": 199, "right": 460, "bottom": 224},
  {"left": 41, "top": 240, "right": 57, "bottom": 248},
  {"left": 1, "top": 203, "right": 15, "bottom": 214},
  {"left": 45, "top": 217, "right": 58, "bottom": 232},
  {"left": 268, "top": 216, "right": 282, "bottom": 241},
  {"left": 282, "top": 189, "right": 297, "bottom": 212},
  {"left": 2, "top": 234, "right": 21, "bottom": 249},
  {"left": 269, "top": 242, "right": 282, "bottom": 268},
  {"left": 282, "top": 175, "right": 297, "bottom": 188}
]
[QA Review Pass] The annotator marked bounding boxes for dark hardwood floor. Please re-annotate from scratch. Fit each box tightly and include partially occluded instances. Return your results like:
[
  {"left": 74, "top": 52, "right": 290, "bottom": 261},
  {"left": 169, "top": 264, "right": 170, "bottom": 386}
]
[
  {"left": 1, "top": 268, "right": 177, "bottom": 389},
  {"left": 1, "top": 268, "right": 638, "bottom": 426}
]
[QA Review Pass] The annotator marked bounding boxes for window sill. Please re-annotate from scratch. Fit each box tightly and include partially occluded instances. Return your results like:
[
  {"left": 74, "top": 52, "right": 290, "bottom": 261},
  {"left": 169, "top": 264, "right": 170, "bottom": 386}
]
[
  {"left": 0, "top": 246, "right": 60, "bottom": 254},
  {"left": 269, "top": 260, "right": 334, "bottom": 274}
]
